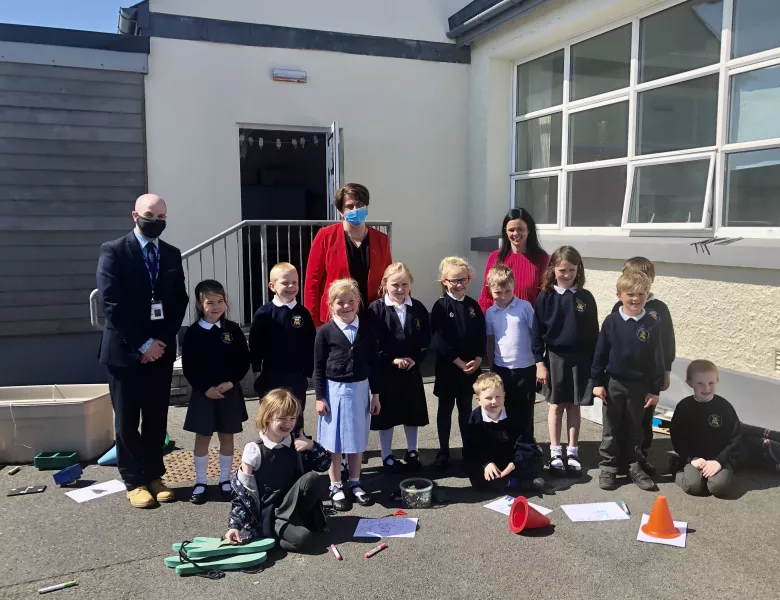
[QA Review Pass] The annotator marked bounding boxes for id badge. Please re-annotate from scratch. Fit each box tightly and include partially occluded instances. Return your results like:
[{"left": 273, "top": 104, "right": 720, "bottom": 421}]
[{"left": 150, "top": 302, "right": 164, "bottom": 321}]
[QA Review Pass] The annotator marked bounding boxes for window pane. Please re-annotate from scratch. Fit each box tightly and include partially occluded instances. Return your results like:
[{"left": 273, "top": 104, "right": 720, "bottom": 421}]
[
  {"left": 628, "top": 160, "right": 709, "bottom": 224},
  {"left": 733, "top": 0, "right": 780, "bottom": 59},
  {"left": 567, "top": 166, "right": 627, "bottom": 227},
  {"left": 571, "top": 25, "right": 631, "bottom": 100},
  {"left": 569, "top": 101, "right": 629, "bottom": 164},
  {"left": 729, "top": 64, "right": 780, "bottom": 143},
  {"left": 726, "top": 149, "right": 780, "bottom": 227},
  {"left": 637, "top": 75, "right": 718, "bottom": 155},
  {"left": 516, "top": 51, "right": 564, "bottom": 115},
  {"left": 515, "top": 177, "right": 558, "bottom": 224},
  {"left": 515, "top": 113, "right": 562, "bottom": 171},
  {"left": 639, "top": 0, "right": 723, "bottom": 83}
]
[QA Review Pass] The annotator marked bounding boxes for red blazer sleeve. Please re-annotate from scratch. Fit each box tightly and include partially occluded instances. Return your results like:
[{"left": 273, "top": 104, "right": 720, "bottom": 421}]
[
  {"left": 304, "top": 228, "right": 328, "bottom": 327},
  {"left": 366, "top": 228, "right": 392, "bottom": 306},
  {"left": 478, "top": 250, "right": 499, "bottom": 313}
]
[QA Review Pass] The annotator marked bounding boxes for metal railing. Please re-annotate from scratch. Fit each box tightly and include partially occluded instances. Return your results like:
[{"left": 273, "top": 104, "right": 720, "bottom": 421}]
[{"left": 89, "top": 220, "right": 392, "bottom": 331}]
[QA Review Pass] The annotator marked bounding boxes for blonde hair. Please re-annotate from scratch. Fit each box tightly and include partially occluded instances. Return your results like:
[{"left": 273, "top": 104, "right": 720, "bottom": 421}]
[
  {"left": 622, "top": 256, "right": 656, "bottom": 280},
  {"left": 486, "top": 264, "right": 515, "bottom": 290},
  {"left": 379, "top": 262, "right": 414, "bottom": 297},
  {"left": 473, "top": 372, "right": 505, "bottom": 395},
  {"left": 616, "top": 270, "right": 651, "bottom": 294},
  {"left": 255, "top": 388, "right": 301, "bottom": 432},
  {"left": 327, "top": 278, "right": 362, "bottom": 313},
  {"left": 269, "top": 262, "right": 297, "bottom": 282},
  {"left": 686, "top": 359, "right": 719, "bottom": 381},
  {"left": 438, "top": 256, "right": 473, "bottom": 294}
]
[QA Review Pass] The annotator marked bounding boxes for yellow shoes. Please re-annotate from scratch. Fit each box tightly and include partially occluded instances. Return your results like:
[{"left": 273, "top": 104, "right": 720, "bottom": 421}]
[
  {"left": 148, "top": 479, "right": 176, "bottom": 503},
  {"left": 127, "top": 486, "right": 156, "bottom": 508}
]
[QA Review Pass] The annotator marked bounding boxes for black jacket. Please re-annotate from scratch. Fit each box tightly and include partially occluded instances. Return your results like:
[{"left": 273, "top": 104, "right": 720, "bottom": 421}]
[
  {"left": 367, "top": 297, "right": 431, "bottom": 367},
  {"left": 96, "top": 231, "right": 188, "bottom": 366},
  {"left": 313, "top": 318, "right": 379, "bottom": 399},
  {"left": 612, "top": 297, "right": 675, "bottom": 371}
]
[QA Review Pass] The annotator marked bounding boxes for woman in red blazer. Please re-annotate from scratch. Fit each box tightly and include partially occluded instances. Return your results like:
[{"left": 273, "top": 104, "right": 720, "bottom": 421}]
[{"left": 304, "top": 183, "right": 392, "bottom": 327}]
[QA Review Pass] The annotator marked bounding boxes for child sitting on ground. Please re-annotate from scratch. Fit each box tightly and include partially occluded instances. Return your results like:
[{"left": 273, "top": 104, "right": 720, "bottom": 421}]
[
  {"left": 226, "top": 389, "right": 331, "bottom": 552},
  {"left": 670, "top": 360, "right": 741, "bottom": 499},
  {"left": 463, "top": 373, "right": 544, "bottom": 493}
]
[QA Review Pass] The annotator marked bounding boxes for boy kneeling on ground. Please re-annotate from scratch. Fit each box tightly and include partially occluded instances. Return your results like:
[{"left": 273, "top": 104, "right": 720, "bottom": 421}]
[{"left": 463, "top": 373, "right": 545, "bottom": 493}]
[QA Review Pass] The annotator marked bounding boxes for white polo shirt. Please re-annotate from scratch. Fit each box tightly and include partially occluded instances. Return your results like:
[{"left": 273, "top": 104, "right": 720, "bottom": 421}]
[{"left": 485, "top": 296, "right": 535, "bottom": 369}]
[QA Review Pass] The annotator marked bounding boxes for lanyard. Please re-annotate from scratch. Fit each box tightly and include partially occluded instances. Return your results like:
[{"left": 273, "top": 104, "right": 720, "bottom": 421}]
[{"left": 143, "top": 245, "right": 160, "bottom": 298}]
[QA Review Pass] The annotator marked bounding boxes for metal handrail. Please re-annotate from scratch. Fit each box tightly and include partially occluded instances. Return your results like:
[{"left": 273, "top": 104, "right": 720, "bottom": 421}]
[{"left": 89, "top": 220, "right": 392, "bottom": 332}]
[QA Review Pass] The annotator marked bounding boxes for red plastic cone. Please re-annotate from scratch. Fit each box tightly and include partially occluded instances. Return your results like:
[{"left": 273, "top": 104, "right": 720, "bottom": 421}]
[
  {"left": 641, "top": 496, "right": 681, "bottom": 539},
  {"left": 508, "top": 496, "right": 551, "bottom": 534}
]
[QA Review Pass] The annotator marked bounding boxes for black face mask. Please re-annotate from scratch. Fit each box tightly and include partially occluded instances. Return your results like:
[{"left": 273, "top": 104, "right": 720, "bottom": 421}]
[{"left": 136, "top": 216, "right": 166, "bottom": 239}]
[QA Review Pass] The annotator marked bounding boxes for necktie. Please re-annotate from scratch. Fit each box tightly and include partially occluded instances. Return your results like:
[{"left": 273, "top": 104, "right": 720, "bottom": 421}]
[{"left": 145, "top": 244, "right": 159, "bottom": 289}]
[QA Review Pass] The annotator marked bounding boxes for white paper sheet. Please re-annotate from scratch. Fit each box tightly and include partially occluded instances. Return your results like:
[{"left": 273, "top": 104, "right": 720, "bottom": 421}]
[
  {"left": 636, "top": 513, "right": 687, "bottom": 548},
  {"left": 65, "top": 479, "right": 126, "bottom": 503},
  {"left": 483, "top": 495, "right": 553, "bottom": 517},
  {"left": 560, "top": 502, "right": 630, "bottom": 522},
  {"left": 353, "top": 517, "right": 418, "bottom": 539}
]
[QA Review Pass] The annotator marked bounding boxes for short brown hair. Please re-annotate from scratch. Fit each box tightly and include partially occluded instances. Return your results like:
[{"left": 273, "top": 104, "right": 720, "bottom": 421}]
[
  {"left": 473, "top": 372, "right": 505, "bottom": 395},
  {"left": 616, "top": 270, "right": 651, "bottom": 294},
  {"left": 686, "top": 360, "right": 719, "bottom": 381},
  {"left": 335, "top": 183, "right": 370, "bottom": 213},
  {"left": 540, "top": 246, "right": 586, "bottom": 292},
  {"left": 622, "top": 256, "right": 656, "bottom": 280},
  {"left": 255, "top": 388, "right": 300, "bottom": 432},
  {"left": 487, "top": 264, "right": 515, "bottom": 290}
]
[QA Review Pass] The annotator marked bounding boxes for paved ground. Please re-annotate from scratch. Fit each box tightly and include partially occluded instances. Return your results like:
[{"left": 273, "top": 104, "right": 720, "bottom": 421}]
[{"left": 2, "top": 386, "right": 779, "bottom": 600}]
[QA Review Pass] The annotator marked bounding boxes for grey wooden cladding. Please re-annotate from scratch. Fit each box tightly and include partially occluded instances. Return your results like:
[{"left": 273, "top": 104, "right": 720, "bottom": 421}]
[{"left": 0, "top": 59, "right": 146, "bottom": 337}]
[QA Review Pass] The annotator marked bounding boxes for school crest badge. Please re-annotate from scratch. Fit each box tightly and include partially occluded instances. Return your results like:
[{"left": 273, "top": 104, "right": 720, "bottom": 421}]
[
  {"left": 469, "top": 307, "right": 476, "bottom": 318},
  {"left": 636, "top": 327, "right": 649, "bottom": 342},
  {"left": 575, "top": 299, "right": 586, "bottom": 313},
  {"left": 415, "top": 318, "right": 421, "bottom": 330},
  {"left": 648, "top": 310, "right": 659, "bottom": 321},
  {"left": 449, "top": 312, "right": 455, "bottom": 318},
  {"left": 221, "top": 332, "right": 233, "bottom": 344},
  {"left": 708, "top": 414, "right": 722, "bottom": 428},
  {"left": 291, "top": 315, "right": 303, "bottom": 328}
]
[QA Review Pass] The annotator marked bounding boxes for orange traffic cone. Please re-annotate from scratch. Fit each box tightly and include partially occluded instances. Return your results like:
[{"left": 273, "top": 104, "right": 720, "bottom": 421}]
[
  {"left": 641, "top": 496, "right": 681, "bottom": 539},
  {"left": 508, "top": 496, "right": 551, "bottom": 534}
]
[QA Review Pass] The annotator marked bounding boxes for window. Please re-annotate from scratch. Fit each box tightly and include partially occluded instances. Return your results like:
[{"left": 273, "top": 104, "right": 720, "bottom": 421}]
[{"left": 511, "top": 0, "right": 780, "bottom": 235}]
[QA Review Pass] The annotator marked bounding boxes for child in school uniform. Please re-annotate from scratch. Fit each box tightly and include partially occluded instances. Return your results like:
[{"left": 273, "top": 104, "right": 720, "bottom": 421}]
[
  {"left": 610, "top": 257, "right": 675, "bottom": 476},
  {"left": 182, "top": 280, "right": 250, "bottom": 504},
  {"left": 592, "top": 270, "right": 664, "bottom": 492},
  {"left": 314, "top": 279, "right": 381, "bottom": 511},
  {"left": 249, "top": 262, "right": 316, "bottom": 432},
  {"left": 670, "top": 360, "right": 741, "bottom": 499},
  {"left": 484, "top": 265, "right": 536, "bottom": 439},
  {"left": 226, "top": 389, "right": 331, "bottom": 552},
  {"left": 431, "top": 256, "right": 487, "bottom": 470},
  {"left": 368, "top": 263, "right": 431, "bottom": 473},
  {"left": 463, "top": 373, "right": 544, "bottom": 493},
  {"left": 532, "top": 246, "right": 599, "bottom": 477}
]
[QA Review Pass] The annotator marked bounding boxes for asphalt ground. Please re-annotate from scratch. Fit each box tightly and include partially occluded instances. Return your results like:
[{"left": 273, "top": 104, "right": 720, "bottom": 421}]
[{"left": 2, "top": 386, "right": 779, "bottom": 600}]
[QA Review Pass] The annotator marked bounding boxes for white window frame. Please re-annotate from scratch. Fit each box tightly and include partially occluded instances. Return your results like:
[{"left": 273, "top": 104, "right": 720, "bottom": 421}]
[{"left": 510, "top": 0, "right": 780, "bottom": 238}]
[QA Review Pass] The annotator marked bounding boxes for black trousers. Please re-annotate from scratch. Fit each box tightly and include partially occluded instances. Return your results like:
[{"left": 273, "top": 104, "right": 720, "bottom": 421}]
[
  {"left": 436, "top": 389, "right": 473, "bottom": 454},
  {"left": 641, "top": 405, "right": 654, "bottom": 453},
  {"left": 494, "top": 365, "right": 537, "bottom": 440},
  {"left": 274, "top": 472, "right": 327, "bottom": 552},
  {"left": 107, "top": 355, "right": 174, "bottom": 490},
  {"left": 599, "top": 378, "right": 647, "bottom": 473},
  {"left": 255, "top": 372, "right": 308, "bottom": 432},
  {"left": 465, "top": 455, "right": 543, "bottom": 489}
]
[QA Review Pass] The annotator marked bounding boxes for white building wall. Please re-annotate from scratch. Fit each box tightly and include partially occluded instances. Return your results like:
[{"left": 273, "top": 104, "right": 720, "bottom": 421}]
[
  {"left": 145, "top": 37, "right": 470, "bottom": 309},
  {"left": 148, "top": 0, "right": 472, "bottom": 43}
]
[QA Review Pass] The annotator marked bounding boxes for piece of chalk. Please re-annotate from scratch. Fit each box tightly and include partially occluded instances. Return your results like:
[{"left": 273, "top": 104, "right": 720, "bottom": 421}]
[
  {"left": 619, "top": 501, "right": 631, "bottom": 516},
  {"left": 39, "top": 581, "right": 77, "bottom": 594},
  {"left": 364, "top": 542, "right": 388, "bottom": 559},
  {"left": 8, "top": 466, "right": 21, "bottom": 475},
  {"left": 330, "top": 544, "right": 342, "bottom": 561}
]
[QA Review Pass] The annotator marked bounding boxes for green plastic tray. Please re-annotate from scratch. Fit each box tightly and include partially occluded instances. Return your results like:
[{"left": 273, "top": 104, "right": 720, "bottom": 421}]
[
  {"left": 33, "top": 452, "right": 79, "bottom": 470},
  {"left": 164, "top": 551, "right": 268, "bottom": 575}
]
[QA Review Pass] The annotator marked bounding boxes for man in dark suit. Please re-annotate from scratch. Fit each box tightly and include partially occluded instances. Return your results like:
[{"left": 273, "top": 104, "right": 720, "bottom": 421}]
[{"left": 97, "top": 194, "right": 189, "bottom": 508}]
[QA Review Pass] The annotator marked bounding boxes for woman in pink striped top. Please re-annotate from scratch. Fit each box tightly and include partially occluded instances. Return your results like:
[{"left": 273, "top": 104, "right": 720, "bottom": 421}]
[{"left": 478, "top": 208, "right": 549, "bottom": 312}]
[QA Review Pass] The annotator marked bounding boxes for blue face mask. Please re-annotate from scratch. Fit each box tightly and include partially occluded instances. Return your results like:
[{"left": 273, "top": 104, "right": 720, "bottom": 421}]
[{"left": 344, "top": 206, "right": 368, "bottom": 226}]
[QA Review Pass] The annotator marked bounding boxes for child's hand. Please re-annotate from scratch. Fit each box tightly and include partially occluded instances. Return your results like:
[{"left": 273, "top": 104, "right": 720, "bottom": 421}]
[
  {"left": 225, "top": 529, "right": 242, "bottom": 545},
  {"left": 662, "top": 371, "right": 671, "bottom": 392},
  {"left": 393, "top": 358, "right": 414, "bottom": 370},
  {"left": 484, "top": 463, "right": 501, "bottom": 481},
  {"left": 370, "top": 394, "right": 381, "bottom": 416},
  {"left": 691, "top": 458, "right": 706, "bottom": 469},
  {"left": 500, "top": 462, "right": 516, "bottom": 478},
  {"left": 593, "top": 386, "right": 607, "bottom": 402},
  {"left": 294, "top": 429, "right": 314, "bottom": 452},
  {"left": 206, "top": 386, "right": 225, "bottom": 400},
  {"left": 316, "top": 399, "right": 329, "bottom": 416},
  {"left": 463, "top": 357, "right": 482, "bottom": 374},
  {"left": 217, "top": 381, "right": 233, "bottom": 394},
  {"left": 536, "top": 363, "right": 549, "bottom": 386},
  {"left": 403, "top": 357, "right": 415, "bottom": 370},
  {"left": 644, "top": 394, "right": 660, "bottom": 408},
  {"left": 453, "top": 358, "right": 467, "bottom": 370},
  {"left": 702, "top": 460, "right": 722, "bottom": 478}
]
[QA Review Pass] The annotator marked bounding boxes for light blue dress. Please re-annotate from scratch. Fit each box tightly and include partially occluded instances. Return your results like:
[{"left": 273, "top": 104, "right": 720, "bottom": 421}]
[{"left": 316, "top": 319, "right": 371, "bottom": 454}]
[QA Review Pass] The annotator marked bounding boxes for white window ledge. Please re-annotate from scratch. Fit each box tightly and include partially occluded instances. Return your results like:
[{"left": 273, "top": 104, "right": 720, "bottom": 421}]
[{"left": 470, "top": 234, "right": 780, "bottom": 270}]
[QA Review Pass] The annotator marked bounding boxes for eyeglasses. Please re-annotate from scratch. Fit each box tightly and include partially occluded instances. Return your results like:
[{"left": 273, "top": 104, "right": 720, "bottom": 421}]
[{"left": 445, "top": 278, "right": 469, "bottom": 286}]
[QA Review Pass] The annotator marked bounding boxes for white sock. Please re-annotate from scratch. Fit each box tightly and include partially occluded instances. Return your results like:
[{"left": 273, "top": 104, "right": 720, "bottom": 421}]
[
  {"left": 194, "top": 455, "right": 208, "bottom": 486},
  {"left": 567, "top": 446, "right": 581, "bottom": 469},
  {"left": 349, "top": 478, "right": 366, "bottom": 498},
  {"left": 219, "top": 453, "right": 233, "bottom": 486},
  {"left": 330, "top": 482, "right": 345, "bottom": 502},
  {"left": 379, "top": 428, "right": 395, "bottom": 460},
  {"left": 404, "top": 426, "right": 419, "bottom": 452},
  {"left": 550, "top": 445, "right": 563, "bottom": 469}
]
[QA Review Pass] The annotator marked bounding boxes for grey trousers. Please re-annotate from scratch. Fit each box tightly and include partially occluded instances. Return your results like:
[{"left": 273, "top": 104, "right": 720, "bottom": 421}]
[
  {"left": 675, "top": 463, "right": 734, "bottom": 498},
  {"left": 599, "top": 378, "right": 647, "bottom": 473},
  {"left": 273, "top": 472, "right": 328, "bottom": 552}
]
